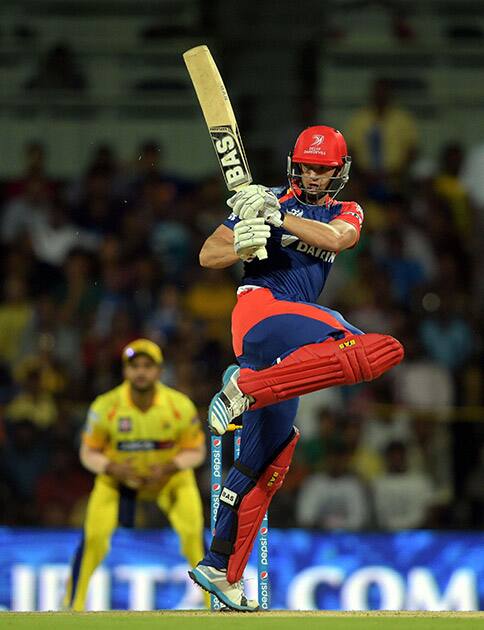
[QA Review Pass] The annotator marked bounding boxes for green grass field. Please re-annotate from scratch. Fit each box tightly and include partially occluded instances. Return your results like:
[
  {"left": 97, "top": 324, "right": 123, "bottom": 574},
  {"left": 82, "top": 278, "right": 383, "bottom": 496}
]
[{"left": 2, "top": 611, "right": 484, "bottom": 630}]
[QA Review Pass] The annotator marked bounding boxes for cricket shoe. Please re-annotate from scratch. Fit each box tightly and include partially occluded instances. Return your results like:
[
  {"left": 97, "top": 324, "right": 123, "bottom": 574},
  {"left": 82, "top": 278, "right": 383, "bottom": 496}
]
[
  {"left": 208, "top": 365, "right": 252, "bottom": 435},
  {"left": 188, "top": 565, "right": 259, "bottom": 612}
]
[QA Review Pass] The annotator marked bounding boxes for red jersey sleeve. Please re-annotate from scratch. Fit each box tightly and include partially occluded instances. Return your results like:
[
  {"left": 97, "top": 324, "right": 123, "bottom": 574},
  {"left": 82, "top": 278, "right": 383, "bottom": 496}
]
[{"left": 333, "top": 202, "right": 364, "bottom": 244}]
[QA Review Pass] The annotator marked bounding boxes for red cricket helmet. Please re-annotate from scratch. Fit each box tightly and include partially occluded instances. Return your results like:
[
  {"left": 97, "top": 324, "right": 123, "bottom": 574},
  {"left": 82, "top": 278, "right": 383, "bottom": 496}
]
[{"left": 287, "top": 125, "right": 351, "bottom": 202}]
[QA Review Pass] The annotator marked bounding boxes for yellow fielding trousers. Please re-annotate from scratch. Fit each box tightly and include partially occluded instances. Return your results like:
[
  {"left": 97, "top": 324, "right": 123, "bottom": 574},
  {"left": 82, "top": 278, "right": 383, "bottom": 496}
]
[{"left": 65, "top": 470, "right": 209, "bottom": 610}]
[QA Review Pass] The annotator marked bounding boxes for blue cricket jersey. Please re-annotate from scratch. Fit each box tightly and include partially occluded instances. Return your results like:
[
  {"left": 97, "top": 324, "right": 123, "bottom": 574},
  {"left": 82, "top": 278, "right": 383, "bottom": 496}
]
[{"left": 223, "top": 187, "right": 364, "bottom": 303}]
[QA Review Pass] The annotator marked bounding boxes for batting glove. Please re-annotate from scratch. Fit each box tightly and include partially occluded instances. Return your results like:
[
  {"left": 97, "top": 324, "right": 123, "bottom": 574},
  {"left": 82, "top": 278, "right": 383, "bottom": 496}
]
[
  {"left": 234, "top": 217, "right": 271, "bottom": 261},
  {"left": 227, "top": 184, "right": 283, "bottom": 228}
]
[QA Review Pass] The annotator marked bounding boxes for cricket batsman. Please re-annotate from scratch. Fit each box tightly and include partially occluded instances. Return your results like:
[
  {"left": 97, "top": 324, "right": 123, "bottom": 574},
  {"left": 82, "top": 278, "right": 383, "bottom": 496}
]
[
  {"left": 64, "top": 338, "right": 209, "bottom": 610},
  {"left": 189, "top": 126, "right": 404, "bottom": 611}
]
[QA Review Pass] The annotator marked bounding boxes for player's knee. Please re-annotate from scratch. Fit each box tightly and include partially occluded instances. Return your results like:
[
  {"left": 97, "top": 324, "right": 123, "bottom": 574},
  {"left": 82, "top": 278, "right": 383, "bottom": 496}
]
[
  {"left": 367, "top": 335, "right": 405, "bottom": 376},
  {"left": 177, "top": 518, "right": 203, "bottom": 541},
  {"left": 349, "top": 333, "right": 404, "bottom": 382},
  {"left": 178, "top": 527, "right": 204, "bottom": 558},
  {"left": 84, "top": 528, "right": 111, "bottom": 552}
]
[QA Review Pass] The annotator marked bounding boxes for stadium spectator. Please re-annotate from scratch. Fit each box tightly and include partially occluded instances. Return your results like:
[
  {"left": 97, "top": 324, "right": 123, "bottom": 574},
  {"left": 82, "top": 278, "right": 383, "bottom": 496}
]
[
  {"left": 71, "top": 166, "right": 119, "bottom": 236},
  {"left": 360, "top": 381, "right": 414, "bottom": 454},
  {"left": 419, "top": 294, "right": 474, "bottom": 373},
  {"left": 392, "top": 336, "right": 454, "bottom": 410},
  {"left": 55, "top": 248, "right": 101, "bottom": 327},
  {"left": 371, "top": 440, "right": 437, "bottom": 530},
  {"left": 19, "top": 293, "right": 82, "bottom": 380},
  {"left": 184, "top": 268, "right": 236, "bottom": 345},
  {"left": 0, "top": 275, "right": 33, "bottom": 365},
  {"left": 434, "top": 142, "right": 472, "bottom": 240},
  {"left": 3, "top": 141, "right": 57, "bottom": 201},
  {"left": 345, "top": 78, "right": 419, "bottom": 191},
  {"left": 27, "top": 197, "right": 99, "bottom": 267},
  {"left": 1, "top": 174, "right": 53, "bottom": 244},
  {"left": 2, "top": 420, "right": 50, "bottom": 523},
  {"left": 25, "top": 42, "right": 87, "bottom": 92},
  {"left": 6, "top": 358, "right": 58, "bottom": 430},
  {"left": 297, "top": 444, "right": 370, "bottom": 530},
  {"left": 145, "top": 284, "right": 184, "bottom": 346},
  {"left": 35, "top": 440, "right": 91, "bottom": 526},
  {"left": 378, "top": 231, "right": 425, "bottom": 306},
  {"left": 342, "top": 416, "right": 384, "bottom": 482},
  {"left": 298, "top": 408, "right": 343, "bottom": 473}
]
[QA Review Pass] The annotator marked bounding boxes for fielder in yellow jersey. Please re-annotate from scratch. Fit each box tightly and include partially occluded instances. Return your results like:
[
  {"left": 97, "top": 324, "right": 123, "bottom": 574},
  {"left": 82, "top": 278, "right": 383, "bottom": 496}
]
[{"left": 64, "top": 338, "right": 209, "bottom": 610}]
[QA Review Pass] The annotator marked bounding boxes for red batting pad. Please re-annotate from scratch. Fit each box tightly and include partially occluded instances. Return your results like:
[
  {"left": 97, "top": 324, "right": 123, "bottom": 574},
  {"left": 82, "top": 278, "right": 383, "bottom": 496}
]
[
  {"left": 238, "top": 334, "right": 404, "bottom": 409},
  {"left": 227, "top": 429, "right": 300, "bottom": 583}
]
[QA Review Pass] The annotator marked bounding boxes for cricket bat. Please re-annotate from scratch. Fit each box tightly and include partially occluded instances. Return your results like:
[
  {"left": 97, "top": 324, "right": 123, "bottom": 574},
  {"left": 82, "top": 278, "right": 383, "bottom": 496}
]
[{"left": 183, "top": 45, "right": 267, "bottom": 260}]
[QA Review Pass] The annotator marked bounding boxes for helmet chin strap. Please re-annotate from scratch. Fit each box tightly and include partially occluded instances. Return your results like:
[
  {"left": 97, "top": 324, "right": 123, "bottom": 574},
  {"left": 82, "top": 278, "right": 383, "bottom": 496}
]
[
  {"left": 287, "top": 156, "right": 352, "bottom": 205},
  {"left": 303, "top": 189, "right": 325, "bottom": 204}
]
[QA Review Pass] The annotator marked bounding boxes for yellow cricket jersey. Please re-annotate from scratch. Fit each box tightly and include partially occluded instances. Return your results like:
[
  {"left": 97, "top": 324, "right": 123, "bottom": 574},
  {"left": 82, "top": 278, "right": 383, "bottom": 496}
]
[{"left": 82, "top": 381, "right": 204, "bottom": 489}]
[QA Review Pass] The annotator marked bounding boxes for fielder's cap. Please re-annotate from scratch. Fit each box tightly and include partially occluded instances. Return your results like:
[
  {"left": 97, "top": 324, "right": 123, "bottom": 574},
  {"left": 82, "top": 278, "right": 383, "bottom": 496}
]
[{"left": 122, "top": 339, "right": 163, "bottom": 365}]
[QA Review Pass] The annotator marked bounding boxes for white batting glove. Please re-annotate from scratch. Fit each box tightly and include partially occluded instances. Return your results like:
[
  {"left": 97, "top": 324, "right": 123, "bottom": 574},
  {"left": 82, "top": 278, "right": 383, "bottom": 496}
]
[
  {"left": 227, "top": 184, "right": 283, "bottom": 228},
  {"left": 234, "top": 218, "right": 271, "bottom": 261}
]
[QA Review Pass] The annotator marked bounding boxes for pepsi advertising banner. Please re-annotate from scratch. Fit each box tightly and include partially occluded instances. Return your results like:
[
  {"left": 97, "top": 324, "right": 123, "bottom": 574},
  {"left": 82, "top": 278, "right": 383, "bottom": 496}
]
[{"left": 0, "top": 528, "right": 483, "bottom": 611}]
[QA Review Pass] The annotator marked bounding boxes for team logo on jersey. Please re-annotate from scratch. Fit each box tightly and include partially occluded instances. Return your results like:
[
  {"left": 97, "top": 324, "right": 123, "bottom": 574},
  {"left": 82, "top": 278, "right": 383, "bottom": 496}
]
[
  {"left": 118, "top": 417, "right": 132, "bottom": 432},
  {"left": 286, "top": 207, "right": 303, "bottom": 217}
]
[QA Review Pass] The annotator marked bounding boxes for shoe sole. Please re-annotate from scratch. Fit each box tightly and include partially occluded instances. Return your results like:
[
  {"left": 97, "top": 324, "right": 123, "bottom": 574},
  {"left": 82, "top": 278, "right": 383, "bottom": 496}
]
[{"left": 188, "top": 569, "right": 260, "bottom": 613}]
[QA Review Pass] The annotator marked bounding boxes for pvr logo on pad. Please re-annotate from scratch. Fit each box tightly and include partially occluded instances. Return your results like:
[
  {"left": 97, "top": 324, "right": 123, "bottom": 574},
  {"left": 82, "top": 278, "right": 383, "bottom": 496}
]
[
  {"left": 339, "top": 339, "right": 356, "bottom": 349},
  {"left": 267, "top": 471, "right": 279, "bottom": 487}
]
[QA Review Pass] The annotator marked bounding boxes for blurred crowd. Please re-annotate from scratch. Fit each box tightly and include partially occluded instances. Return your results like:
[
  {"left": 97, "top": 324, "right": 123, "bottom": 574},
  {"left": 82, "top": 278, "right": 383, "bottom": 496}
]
[{"left": 0, "top": 84, "right": 483, "bottom": 532}]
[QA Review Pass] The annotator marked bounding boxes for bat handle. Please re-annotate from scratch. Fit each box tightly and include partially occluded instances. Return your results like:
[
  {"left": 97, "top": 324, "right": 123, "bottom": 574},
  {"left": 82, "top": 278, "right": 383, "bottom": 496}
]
[{"left": 256, "top": 246, "right": 268, "bottom": 260}]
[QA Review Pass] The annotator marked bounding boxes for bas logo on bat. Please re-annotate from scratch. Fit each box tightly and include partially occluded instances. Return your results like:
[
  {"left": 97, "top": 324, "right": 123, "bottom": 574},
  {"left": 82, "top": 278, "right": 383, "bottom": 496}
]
[{"left": 210, "top": 126, "right": 251, "bottom": 189}]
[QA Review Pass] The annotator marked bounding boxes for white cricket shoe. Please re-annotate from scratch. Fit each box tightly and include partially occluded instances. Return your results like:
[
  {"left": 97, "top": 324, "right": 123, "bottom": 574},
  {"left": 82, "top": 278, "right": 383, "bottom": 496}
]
[
  {"left": 208, "top": 365, "right": 251, "bottom": 435},
  {"left": 189, "top": 565, "right": 259, "bottom": 612}
]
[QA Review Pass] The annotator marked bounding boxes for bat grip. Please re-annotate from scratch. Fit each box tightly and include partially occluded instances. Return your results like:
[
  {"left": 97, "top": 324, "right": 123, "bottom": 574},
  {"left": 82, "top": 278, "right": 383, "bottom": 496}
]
[{"left": 256, "top": 246, "right": 268, "bottom": 260}]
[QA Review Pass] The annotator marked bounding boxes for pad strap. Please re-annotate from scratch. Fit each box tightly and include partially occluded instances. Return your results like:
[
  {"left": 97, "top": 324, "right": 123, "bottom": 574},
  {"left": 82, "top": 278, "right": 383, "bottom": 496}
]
[{"left": 233, "top": 459, "right": 259, "bottom": 480}]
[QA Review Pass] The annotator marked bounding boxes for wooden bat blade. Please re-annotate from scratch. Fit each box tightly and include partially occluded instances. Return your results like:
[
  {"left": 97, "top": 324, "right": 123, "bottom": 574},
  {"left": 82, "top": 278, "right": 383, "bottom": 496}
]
[
  {"left": 184, "top": 45, "right": 267, "bottom": 260},
  {"left": 183, "top": 45, "right": 252, "bottom": 192}
]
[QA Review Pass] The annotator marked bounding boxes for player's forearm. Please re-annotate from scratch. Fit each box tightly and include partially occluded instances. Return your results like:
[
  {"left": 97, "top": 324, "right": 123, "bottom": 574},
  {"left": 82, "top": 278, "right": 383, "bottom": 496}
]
[
  {"left": 80, "top": 443, "right": 110, "bottom": 475},
  {"left": 173, "top": 446, "right": 206, "bottom": 471},
  {"left": 199, "top": 235, "right": 239, "bottom": 268},
  {"left": 282, "top": 214, "right": 354, "bottom": 252}
]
